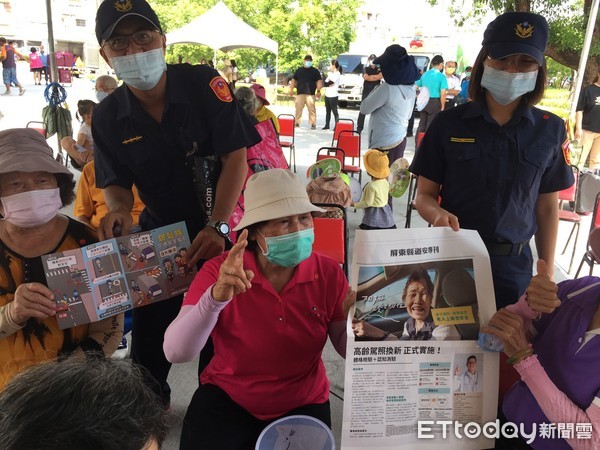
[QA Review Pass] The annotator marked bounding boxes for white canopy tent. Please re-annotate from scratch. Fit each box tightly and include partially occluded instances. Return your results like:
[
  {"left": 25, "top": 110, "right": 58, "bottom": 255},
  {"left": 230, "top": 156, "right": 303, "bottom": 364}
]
[{"left": 167, "top": 1, "right": 279, "bottom": 83}]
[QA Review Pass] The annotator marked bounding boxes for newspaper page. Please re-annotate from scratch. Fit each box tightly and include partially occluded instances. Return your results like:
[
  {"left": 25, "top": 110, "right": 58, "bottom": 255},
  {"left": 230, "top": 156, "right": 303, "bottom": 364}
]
[
  {"left": 341, "top": 228, "right": 499, "bottom": 449},
  {"left": 42, "top": 221, "right": 196, "bottom": 329}
]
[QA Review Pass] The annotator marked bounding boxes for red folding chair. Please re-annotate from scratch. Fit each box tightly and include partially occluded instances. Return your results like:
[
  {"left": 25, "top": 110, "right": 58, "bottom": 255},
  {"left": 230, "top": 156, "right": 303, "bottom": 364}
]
[
  {"left": 277, "top": 114, "right": 296, "bottom": 172},
  {"left": 331, "top": 119, "right": 354, "bottom": 147},
  {"left": 26, "top": 121, "right": 47, "bottom": 138},
  {"left": 557, "top": 165, "right": 581, "bottom": 273},
  {"left": 312, "top": 203, "right": 348, "bottom": 277},
  {"left": 316, "top": 147, "right": 346, "bottom": 169},
  {"left": 575, "top": 192, "right": 600, "bottom": 277},
  {"left": 337, "top": 130, "right": 362, "bottom": 183}
]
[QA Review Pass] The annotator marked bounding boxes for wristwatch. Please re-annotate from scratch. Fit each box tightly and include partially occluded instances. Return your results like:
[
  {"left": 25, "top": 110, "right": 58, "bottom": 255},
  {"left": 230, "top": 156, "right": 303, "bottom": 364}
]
[{"left": 207, "top": 220, "right": 230, "bottom": 239}]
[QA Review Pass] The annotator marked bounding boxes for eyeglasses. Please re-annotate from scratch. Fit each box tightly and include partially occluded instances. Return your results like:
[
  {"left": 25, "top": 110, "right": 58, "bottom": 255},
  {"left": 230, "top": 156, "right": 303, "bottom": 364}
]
[
  {"left": 103, "top": 30, "right": 160, "bottom": 52},
  {"left": 486, "top": 56, "right": 539, "bottom": 73}
]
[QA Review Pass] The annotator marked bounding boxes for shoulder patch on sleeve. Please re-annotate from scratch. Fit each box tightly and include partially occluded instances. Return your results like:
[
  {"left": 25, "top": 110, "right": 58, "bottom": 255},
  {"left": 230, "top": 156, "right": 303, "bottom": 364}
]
[{"left": 209, "top": 77, "right": 233, "bottom": 102}]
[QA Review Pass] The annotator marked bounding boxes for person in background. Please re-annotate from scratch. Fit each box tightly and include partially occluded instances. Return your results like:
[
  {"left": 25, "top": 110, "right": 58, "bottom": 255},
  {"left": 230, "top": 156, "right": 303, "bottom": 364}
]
[
  {"left": 289, "top": 55, "right": 323, "bottom": 130},
  {"left": 200, "top": 58, "right": 207, "bottom": 65},
  {"left": 414, "top": 54, "right": 447, "bottom": 140},
  {"left": 359, "top": 44, "right": 419, "bottom": 210},
  {"left": 322, "top": 60, "right": 341, "bottom": 130},
  {"left": 164, "top": 169, "right": 354, "bottom": 449},
  {"left": 93, "top": 0, "right": 260, "bottom": 408},
  {"left": 0, "top": 358, "right": 169, "bottom": 450},
  {"left": 60, "top": 100, "right": 96, "bottom": 170},
  {"left": 74, "top": 160, "right": 145, "bottom": 231},
  {"left": 575, "top": 72, "right": 600, "bottom": 171},
  {"left": 250, "top": 83, "right": 279, "bottom": 133},
  {"left": 0, "top": 128, "right": 122, "bottom": 389},
  {"left": 482, "top": 260, "right": 600, "bottom": 449},
  {"left": 455, "top": 65, "right": 472, "bottom": 105},
  {"left": 39, "top": 44, "right": 49, "bottom": 84},
  {"left": 410, "top": 12, "right": 574, "bottom": 309},
  {"left": 443, "top": 60, "right": 461, "bottom": 109},
  {"left": 352, "top": 149, "right": 395, "bottom": 230},
  {"left": 28, "top": 47, "right": 43, "bottom": 86},
  {"left": 356, "top": 53, "right": 383, "bottom": 134},
  {"left": 0, "top": 37, "right": 27, "bottom": 96},
  {"left": 230, "top": 59, "right": 238, "bottom": 90},
  {"left": 94, "top": 74, "right": 118, "bottom": 103}
]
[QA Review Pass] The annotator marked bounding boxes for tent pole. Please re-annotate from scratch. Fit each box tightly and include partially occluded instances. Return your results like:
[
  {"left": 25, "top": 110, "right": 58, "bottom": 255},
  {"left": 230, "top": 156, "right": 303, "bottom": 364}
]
[{"left": 275, "top": 53, "right": 279, "bottom": 98}]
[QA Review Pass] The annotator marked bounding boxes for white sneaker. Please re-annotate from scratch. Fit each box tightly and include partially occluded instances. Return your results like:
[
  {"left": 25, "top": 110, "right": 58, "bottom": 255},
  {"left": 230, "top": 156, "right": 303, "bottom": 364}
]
[
  {"left": 18, "top": 88, "right": 25, "bottom": 96},
  {"left": 1, "top": 91, "right": 10, "bottom": 96}
]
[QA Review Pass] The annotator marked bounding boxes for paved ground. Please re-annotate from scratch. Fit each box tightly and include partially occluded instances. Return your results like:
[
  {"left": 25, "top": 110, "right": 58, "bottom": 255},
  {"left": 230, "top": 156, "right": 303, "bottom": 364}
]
[{"left": 1, "top": 73, "right": 597, "bottom": 449}]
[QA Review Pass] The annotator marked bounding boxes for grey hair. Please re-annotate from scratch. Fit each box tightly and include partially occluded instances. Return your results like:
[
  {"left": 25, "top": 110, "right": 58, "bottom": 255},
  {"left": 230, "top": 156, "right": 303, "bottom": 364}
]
[
  {"left": 95, "top": 74, "right": 118, "bottom": 90},
  {"left": 0, "top": 358, "right": 169, "bottom": 450},
  {"left": 235, "top": 86, "right": 259, "bottom": 116}
]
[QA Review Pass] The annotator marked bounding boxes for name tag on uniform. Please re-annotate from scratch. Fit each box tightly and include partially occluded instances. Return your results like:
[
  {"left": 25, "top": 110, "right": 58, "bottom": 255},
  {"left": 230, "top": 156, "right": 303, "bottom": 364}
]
[{"left": 450, "top": 137, "right": 475, "bottom": 143}]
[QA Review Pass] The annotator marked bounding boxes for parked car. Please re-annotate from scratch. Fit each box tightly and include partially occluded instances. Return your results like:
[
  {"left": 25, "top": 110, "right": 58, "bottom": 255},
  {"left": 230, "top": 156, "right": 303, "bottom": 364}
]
[{"left": 244, "top": 67, "right": 293, "bottom": 87}]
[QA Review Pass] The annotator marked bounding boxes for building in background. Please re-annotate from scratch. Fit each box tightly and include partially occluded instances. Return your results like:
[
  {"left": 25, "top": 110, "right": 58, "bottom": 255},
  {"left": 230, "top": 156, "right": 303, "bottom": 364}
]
[{"left": 0, "top": 0, "right": 100, "bottom": 73}]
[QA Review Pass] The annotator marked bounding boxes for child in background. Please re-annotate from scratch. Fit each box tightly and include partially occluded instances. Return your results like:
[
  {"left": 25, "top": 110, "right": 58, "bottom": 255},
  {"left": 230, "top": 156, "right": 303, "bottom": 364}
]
[
  {"left": 352, "top": 149, "right": 396, "bottom": 229},
  {"left": 60, "top": 99, "right": 96, "bottom": 170}
]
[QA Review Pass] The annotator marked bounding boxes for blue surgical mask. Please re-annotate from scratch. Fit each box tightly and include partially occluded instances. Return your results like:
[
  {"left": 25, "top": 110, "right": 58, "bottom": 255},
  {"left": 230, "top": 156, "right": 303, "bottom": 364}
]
[
  {"left": 258, "top": 228, "right": 314, "bottom": 268},
  {"left": 304, "top": 61, "right": 313, "bottom": 68},
  {"left": 480, "top": 64, "right": 538, "bottom": 105},
  {"left": 95, "top": 90, "right": 109, "bottom": 102},
  {"left": 109, "top": 48, "right": 166, "bottom": 91}
]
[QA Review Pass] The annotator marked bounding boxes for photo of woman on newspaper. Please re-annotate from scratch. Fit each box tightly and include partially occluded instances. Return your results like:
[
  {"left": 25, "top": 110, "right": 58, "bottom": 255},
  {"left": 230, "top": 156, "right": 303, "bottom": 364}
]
[{"left": 352, "top": 260, "right": 479, "bottom": 341}]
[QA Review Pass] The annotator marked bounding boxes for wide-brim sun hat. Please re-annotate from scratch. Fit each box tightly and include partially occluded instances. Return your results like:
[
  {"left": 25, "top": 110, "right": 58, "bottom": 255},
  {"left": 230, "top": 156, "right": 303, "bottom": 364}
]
[
  {"left": 233, "top": 169, "right": 325, "bottom": 231},
  {"left": 0, "top": 128, "right": 73, "bottom": 181},
  {"left": 372, "top": 44, "right": 420, "bottom": 86},
  {"left": 363, "top": 149, "right": 390, "bottom": 179},
  {"left": 482, "top": 11, "right": 549, "bottom": 66}
]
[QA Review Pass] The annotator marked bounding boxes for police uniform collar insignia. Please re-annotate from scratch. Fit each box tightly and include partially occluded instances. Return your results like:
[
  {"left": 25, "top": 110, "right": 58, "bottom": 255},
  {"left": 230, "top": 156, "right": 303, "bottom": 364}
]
[
  {"left": 122, "top": 135, "right": 143, "bottom": 144},
  {"left": 209, "top": 77, "right": 233, "bottom": 103},
  {"left": 515, "top": 21, "right": 534, "bottom": 39}
]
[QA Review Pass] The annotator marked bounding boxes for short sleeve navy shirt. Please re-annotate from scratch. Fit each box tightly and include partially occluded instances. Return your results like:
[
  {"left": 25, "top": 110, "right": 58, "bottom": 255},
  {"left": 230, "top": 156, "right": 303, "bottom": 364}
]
[
  {"left": 92, "top": 64, "right": 261, "bottom": 236},
  {"left": 409, "top": 100, "right": 574, "bottom": 243}
]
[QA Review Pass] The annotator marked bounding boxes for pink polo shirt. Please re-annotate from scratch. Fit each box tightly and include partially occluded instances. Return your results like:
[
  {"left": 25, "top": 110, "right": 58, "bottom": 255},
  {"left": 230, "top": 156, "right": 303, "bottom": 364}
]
[{"left": 182, "top": 250, "right": 348, "bottom": 419}]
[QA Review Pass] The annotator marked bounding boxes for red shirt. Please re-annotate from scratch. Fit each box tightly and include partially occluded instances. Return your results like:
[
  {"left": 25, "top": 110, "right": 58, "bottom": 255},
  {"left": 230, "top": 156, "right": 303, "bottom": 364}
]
[{"left": 183, "top": 250, "right": 348, "bottom": 419}]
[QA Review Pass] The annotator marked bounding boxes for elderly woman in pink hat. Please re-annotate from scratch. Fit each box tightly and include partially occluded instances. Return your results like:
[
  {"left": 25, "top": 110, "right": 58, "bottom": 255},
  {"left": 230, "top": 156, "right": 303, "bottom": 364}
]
[
  {"left": 164, "top": 168, "right": 353, "bottom": 449},
  {"left": 0, "top": 128, "right": 122, "bottom": 389},
  {"left": 250, "top": 83, "right": 280, "bottom": 133}
]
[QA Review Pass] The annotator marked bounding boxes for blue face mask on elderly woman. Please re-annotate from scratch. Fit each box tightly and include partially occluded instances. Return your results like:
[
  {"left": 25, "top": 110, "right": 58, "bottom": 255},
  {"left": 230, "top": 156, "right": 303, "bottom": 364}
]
[
  {"left": 258, "top": 228, "right": 314, "bottom": 268},
  {"left": 480, "top": 64, "right": 538, "bottom": 105}
]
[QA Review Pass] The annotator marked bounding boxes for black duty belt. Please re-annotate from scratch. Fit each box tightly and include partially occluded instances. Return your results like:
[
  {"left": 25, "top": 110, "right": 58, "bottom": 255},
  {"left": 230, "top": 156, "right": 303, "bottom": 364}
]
[{"left": 484, "top": 240, "right": 529, "bottom": 256}]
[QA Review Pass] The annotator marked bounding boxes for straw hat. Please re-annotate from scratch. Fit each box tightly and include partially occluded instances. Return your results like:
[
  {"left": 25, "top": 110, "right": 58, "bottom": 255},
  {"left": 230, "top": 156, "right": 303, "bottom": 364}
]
[
  {"left": 363, "top": 149, "right": 390, "bottom": 179},
  {"left": 233, "top": 169, "right": 325, "bottom": 230}
]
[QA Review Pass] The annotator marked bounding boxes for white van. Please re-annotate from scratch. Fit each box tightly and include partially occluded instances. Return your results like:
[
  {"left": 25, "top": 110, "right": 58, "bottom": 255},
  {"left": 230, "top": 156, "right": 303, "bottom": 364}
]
[{"left": 336, "top": 51, "right": 441, "bottom": 108}]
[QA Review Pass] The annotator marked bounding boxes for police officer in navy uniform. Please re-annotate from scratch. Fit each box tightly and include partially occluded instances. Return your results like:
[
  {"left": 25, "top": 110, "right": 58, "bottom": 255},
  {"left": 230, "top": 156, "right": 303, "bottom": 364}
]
[
  {"left": 356, "top": 53, "right": 383, "bottom": 134},
  {"left": 93, "top": 0, "right": 260, "bottom": 406},
  {"left": 410, "top": 12, "right": 574, "bottom": 308}
]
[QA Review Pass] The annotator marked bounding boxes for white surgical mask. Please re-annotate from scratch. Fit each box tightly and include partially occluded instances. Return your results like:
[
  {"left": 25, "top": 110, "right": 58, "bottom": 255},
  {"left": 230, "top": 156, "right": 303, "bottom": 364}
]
[
  {"left": 95, "top": 90, "right": 109, "bottom": 102},
  {"left": 481, "top": 65, "right": 538, "bottom": 105},
  {"left": 109, "top": 48, "right": 166, "bottom": 91},
  {"left": 1, "top": 188, "right": 62, "bottom": 228}
]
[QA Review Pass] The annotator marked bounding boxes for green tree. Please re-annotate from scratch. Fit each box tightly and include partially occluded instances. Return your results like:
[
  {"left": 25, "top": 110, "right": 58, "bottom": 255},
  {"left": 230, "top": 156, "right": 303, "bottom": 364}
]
[
  {"left": 431, "top": 0, "right": 600, "bottom": 85},
  {"left": 149, "top": 0, "right": 360, "bottom": 79}
]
